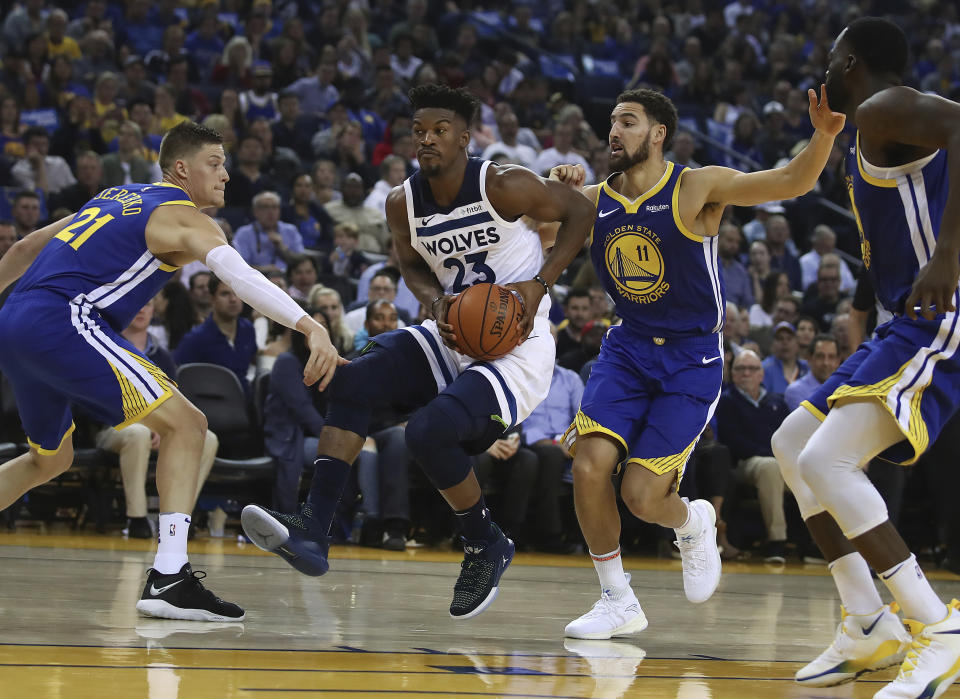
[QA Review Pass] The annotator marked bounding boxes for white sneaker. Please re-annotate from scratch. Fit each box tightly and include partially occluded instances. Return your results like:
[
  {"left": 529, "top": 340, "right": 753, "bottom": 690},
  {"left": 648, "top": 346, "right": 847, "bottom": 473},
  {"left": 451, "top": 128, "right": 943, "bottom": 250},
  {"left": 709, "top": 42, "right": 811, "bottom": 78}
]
[
  {"left": 875, "top": 600, "right": 960, "bottom": 699},
  {"left": 675, "top": 499, "right": 721, "bottom": 604},
  {"left": 795, "top": 603, "right": 910, "bottom": 686},
  {"left": 565, "top": 575, "right": 648, "bottom": 640}
]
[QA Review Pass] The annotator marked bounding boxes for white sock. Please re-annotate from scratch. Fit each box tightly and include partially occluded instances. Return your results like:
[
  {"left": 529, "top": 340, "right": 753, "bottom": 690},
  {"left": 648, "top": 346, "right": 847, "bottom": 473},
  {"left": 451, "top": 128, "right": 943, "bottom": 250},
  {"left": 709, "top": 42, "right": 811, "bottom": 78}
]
[
  {"left": 828, "top": 552, "right": 883, "bottom": 615},
  {"left": 591, "top": 547, "right": 629, "bottom": 594},
  {"left": 154, "top": 512, "right": 191, "bottom": 574},
  {"left": 879, "top": 554, "right": 947, "bottom": 624},
  {"left": 673, "top": 498, "right": 700, "bottom": 537}
]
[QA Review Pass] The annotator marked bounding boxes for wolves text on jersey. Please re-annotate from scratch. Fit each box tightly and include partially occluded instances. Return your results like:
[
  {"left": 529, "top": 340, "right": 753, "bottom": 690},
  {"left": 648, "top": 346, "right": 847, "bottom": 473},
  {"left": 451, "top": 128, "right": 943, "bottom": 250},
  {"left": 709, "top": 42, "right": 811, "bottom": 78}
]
[{"left": 419, "top": 226, "right": 502, "bottom": 257}]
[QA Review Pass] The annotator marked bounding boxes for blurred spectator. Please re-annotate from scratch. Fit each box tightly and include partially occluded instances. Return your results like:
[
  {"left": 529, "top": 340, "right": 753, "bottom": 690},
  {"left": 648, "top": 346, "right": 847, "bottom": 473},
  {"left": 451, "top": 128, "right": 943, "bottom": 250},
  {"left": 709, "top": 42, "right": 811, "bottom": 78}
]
[
  {"left": 784, "top": 334, "right": 840, "bottom": 413},
  {"left": 212, "top": 36, "right": 254, "bottom": 89},
  {"left": 665, "top": 130, "right": 702, "bottom": 169},
  {"left": 345, "top": 270, "right": 409, "bottom": 333},
  {"left": 352, "top": 297, "right": 399, "bottom": 353},
  {"left": 13, "top": 127, "right": 76, "bottom": 196},
  {"left": 368, "top": 65, "right": 409, "bottom": 122},
  {"left": 795, "top": 315, "right": 818, "bottom": 361},
  {"left": 749, "top": 271, "right": 790, "bottom": 328},
  {"left": 75, "top": 29, "right": 116, "bottom": 86},
  {"left": 145, "top": 24, "right": 188, "bottom": 83},
  {"left": 355, "top": 240, "right": 419, "bottom": 320},
  {"left": 288, "top": 59, "right": 339, "bottom": 116},
  {"left": 126, "top": 99, "right": 163, "bottom": 159},
  {"left": 174, "top": 276, "right": 258, "bottom": 395},
  {"left": 0, "top": 96, "right": 25, "bottom": 158},
  {"left": 92, "top": 72, "right": 126, "bottom": 143},
  {"left": 153, "top": 85, "right": 189, "bottom": 134},
  {"left": 364, "top": 155, "right": 406, "bottom": 217},
  {"left": 287, "top": 255, "right": 318, "bottom": 302},
  {"left": 248, "top": 117, "right": 301, "bottom": 193},
  {"left": 217, "top": 88, "right": 247, "bottom": 138},
  {"left": 763, "top": 215, "right": 802, "bottom": 291},
  {"left": 50, "top": 93, "right": 108, "bottom": 168},
  {"left": 715, "top": 350, "right": 790, "bottom": 563},
  {"left": 4, "top": 1, "right": 46, "bottom": 53},
  {"left": 558, "top": 319, "right": 608, "bottom": 374},
  {"left": 743, "top": 201, "right": 784, "bottom": 244},
  {"left": 762, "top": 322, "right": 809, "bottom": 395},
  {"left": 556, "top": 289, "right": 594, "bottom": 357},
  {"left": 718, "top": 222, "right": 753, "bottom": 308},
  {"left": 118, "top": 56, "right": 157, "bottom": 107},
  {"left": 272, "top": 93, "right": 319, "bottom": 157},
  {"left": 225, "top": 135, "right": 270, "bottom": 208},
  {"left": 831, "top": 312, "right": 853, "bottom": 361},
  {"left": 533, "top": 122, "right": 594, "bottom": 182},
  {"left": 312, "top": 158, "right": 342, "bottom": 206},
  {"left": 800, "top": 224, "right": 856, "bottom": 293},
  {"left": 325, "top": 223, "right": 369, "bottom": 280},
  {"left": 100, "top": 121, "right": 159, "bottom": 187},
  {"left": 724, "top": 111, "right": 763, "bottom": 169},
  {"left": 201, "top": 114, "right": 236, "bottom": 158},
  {"left": 233, "top": 191, "right": 304, "bottom": 272},
  {"left": 152, "top": 281, "right": 201, "bottom": 351},
  {"left": 325, "top": 173, "right": 389, "bottom": 254},
  {"left": 0, "top": 221, "right": 16, "bottom": 259},
  {"left": 185, "top": 12, "right": 225, "bottom": 83},
  {"left": 165, "top": 56, "right": 211, "bottom": 119},
  {"left": 50, "top": 150, "right": 102, "bottom": 212},
  {"left": 308, "top": 285, "right": 353, "bottom": 355},
  {"left": 481, "top": 108, "right": 538, "bottom": 170},
  {"left": 801, "top": 255, "right": 850, "bottom": 332},
  {"left": 11, "top": 190, "right": 41, "bottom": 238},
  {"left": 240, "top": 61, "right": 279, "bottom": 124},
  {"left": 282, "top": 173, "right": 334, "bottom": 252},
  {"left": 45, "top": 9, "right": 80, "bottom": 62},
  {"left": 390, "top": 32, "right": 422, "bottom": 86},
  {"left": 118, "top": 0, "right": 164, "bottom": 58},
  {"left": 188, "top": 271, "right": 212, "bottom": 320},
  {"left": 756, "top": 101, "right": 795, "bottom": 168}
]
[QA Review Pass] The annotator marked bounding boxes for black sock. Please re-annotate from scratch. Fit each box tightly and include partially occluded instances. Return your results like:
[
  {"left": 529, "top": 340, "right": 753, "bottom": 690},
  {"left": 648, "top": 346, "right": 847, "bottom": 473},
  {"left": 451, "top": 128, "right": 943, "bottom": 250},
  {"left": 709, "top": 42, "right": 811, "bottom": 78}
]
[
  {"left": 454, "top": 495, "right": 496, "bottom": 543},
  {"left": 306, "top": 456, "right": 352, "bottom": 534}
]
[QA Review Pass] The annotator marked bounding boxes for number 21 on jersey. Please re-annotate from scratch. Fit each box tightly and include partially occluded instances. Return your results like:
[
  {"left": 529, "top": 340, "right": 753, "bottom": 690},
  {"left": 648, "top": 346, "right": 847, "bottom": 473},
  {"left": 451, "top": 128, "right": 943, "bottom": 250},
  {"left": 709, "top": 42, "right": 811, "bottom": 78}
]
[{"left": 55, "top": 207, "right": 115, "bottom": 250}]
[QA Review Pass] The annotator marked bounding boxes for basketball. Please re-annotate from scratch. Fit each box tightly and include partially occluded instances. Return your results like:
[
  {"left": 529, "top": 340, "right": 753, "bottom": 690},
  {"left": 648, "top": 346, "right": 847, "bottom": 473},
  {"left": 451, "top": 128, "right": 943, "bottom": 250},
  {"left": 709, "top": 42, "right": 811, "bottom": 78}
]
[{"left": 448, "top": 283, "right": 524, "bottom": 361}]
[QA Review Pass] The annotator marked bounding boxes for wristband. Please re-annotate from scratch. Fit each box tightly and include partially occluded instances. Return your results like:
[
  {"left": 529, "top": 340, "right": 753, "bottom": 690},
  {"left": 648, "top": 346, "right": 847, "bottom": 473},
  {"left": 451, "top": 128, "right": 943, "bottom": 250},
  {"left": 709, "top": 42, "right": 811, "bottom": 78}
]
[{"left": 533, "top": 274, "right": 551, "bottom": 295}]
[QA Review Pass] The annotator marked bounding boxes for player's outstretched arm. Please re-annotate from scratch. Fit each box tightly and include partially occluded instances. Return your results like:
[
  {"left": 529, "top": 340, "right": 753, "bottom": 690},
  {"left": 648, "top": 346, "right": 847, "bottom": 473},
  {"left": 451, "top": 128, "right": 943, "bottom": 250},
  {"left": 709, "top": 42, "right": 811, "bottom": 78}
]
[
  {"left": 0, "top": 214, "right": 73, "bottom": 294},
  {"left": 384, "top": 187, "right": 462, "bottom": 348},
  {"left": 684, "top": 85, "right": 846, "bottom": 211},
  {"left": 487, "top": 165, "right": 597, "bottom": 340},
  {"left": 858, "top": 88, "right": 960, "bottom": 319},
  {"left": 145, "top": 206, "right": 344, "bottom": 389}
]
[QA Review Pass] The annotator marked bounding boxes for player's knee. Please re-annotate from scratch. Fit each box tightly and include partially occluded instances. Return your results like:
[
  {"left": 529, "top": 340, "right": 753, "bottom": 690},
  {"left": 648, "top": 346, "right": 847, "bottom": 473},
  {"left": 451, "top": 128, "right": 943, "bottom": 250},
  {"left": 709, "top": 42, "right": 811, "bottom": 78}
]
[
  {"left": 772, "top": 422, "right": 805, "bottom": 492},
  {"left": 797, "top": 439, "right": 833, "bottom": 497},
  {"left": 620, "top": 483, "right": 662, "bottom": 522},
  {"left": 405, "top": 404, "right": 455, "bottom": 458},
  {"left": 32, "top": 445, "right": 74, "bottom": 482},
  {"left": 571, "top": 453, "right": 613, "bottom": 488}
]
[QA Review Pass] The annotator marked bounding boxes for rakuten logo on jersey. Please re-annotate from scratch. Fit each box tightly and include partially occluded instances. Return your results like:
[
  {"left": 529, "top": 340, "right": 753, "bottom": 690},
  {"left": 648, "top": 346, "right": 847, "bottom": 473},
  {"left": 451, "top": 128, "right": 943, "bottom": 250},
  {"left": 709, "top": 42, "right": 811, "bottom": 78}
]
[{"left": 645, "top": 204, "right": 670, "bottom": 212}]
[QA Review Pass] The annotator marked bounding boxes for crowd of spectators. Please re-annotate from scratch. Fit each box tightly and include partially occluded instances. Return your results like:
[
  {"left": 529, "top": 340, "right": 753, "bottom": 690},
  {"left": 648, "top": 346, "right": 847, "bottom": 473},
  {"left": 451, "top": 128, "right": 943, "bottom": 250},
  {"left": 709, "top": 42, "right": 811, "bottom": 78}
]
[{"left": 0, "top": 0, "right": 959, "bottom": 562}]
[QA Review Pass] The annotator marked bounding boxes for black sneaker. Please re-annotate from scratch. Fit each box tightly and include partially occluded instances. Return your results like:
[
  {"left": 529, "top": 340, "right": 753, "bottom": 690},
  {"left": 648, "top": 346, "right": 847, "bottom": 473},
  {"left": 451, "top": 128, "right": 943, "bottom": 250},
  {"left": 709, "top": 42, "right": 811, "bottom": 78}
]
[
  {"left": 763, "top": 540, "right": 787, "bottom": 564},
  {"left": 241, "top": 503, "right": 331, "bottom": 576},
  {"left": 136, "top": 564, "right": 245, "bottom": 621},
  {"left": 449, "top": 523, "right": 514, "bottom": 620},
  {"left": 126, "top": 517, "right": 153, "bottom": 539}
]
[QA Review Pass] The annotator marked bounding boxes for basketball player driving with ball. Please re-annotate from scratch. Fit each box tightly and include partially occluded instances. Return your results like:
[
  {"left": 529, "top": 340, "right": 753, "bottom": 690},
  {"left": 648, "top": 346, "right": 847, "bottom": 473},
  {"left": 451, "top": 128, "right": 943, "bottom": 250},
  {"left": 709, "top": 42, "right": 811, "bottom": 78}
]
[{"left": 242, "top": 84, "right": 596, "bottom": 620}]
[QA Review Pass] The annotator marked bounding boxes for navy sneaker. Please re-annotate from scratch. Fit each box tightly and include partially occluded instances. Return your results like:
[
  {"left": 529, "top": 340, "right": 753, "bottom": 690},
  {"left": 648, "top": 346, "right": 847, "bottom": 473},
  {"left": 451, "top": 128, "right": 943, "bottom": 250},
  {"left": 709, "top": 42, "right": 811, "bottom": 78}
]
[
  {"left": 241, "top": 504, "right": 331, "bottom": 576},
  {"left": 449, "top": 523, "right": 515, "bottom": 620}
]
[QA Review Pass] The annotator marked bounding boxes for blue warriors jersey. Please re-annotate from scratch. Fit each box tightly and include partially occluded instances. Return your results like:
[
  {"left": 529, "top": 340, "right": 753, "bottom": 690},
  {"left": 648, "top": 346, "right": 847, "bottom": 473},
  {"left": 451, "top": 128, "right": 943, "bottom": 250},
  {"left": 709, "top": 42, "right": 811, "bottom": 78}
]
[
  {"left": 15, "top": 182, "right": 192, "bottom": 330},
  {"left": 403, "top": 158, "right": 546, "bottom": 309},
  {"left": 846, "top": 131, "right": 951, "bottom": 315},
  {"left": 590, "top": 162, "right": 725, "bottom": 338}
]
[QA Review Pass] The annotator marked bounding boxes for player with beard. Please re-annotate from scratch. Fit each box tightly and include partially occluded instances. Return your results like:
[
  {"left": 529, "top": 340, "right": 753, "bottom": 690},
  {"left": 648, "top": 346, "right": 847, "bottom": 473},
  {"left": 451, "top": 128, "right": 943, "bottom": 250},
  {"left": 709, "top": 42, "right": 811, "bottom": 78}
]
[
  {"left": 770, "top": 18, "right": 960, "bottom": 698},
  {"left": 550, "top": 88, "right": 844, "bottom": 640}
]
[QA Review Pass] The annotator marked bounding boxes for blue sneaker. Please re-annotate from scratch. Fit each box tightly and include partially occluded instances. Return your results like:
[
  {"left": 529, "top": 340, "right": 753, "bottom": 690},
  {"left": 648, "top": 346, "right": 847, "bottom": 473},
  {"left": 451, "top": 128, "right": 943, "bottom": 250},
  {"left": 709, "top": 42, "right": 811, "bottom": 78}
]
[
  {"left": 241, "top": 504, "right": 331, "bottom": 576},
  {"left": 449, "top": 523, "right": 515, "bottom": 619}
]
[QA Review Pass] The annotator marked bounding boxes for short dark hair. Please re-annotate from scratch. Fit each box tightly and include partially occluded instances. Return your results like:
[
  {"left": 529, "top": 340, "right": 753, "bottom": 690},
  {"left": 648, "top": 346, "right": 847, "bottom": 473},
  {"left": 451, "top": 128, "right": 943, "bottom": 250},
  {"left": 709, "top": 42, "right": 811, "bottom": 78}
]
[
  {"left": 812, "top": 333, "right": 839, "bottom": 353},
  {"left": 365, "top": 298, "right": 396, "bottom": 322},
  {"left": 158, "top": 121, "right": 224, "bottom": 173},
  {"left": 844, "top": 17, "right": 909, "bottom": 76},
  {"left": 615, "top": 89, "right": 679, "bottom": 151},
  {"left": 372, "top": 266, "right": 401, "bottom": 286},
  {"left": 286, "top": 254, "right": 316, "bottom": 281},
  {"left": 208, "top": 273, "right": 224, "bottom": 295},
  {"left": 189, "top": 270, "right": 210, "bottom": 290},
  {"left": 13, "top": 189, "right": 39, "bottom": 204},
  {"left": 408, "top": 84, "right": 480, "bottom": 126},
  {"left": 23, "top": 126, "right": 49, "bottom": 144},
  {"left": 565, "top": 288, "right": 591, "bottom": 305}
]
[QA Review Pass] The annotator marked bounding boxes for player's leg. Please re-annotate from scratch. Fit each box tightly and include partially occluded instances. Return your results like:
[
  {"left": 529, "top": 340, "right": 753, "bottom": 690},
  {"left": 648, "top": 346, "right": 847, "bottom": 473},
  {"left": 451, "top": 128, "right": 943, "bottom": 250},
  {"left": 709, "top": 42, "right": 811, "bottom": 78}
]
[
  {"left": 0, "top": 436, "right": 75, "bottom": 512},
  {"left": 194, "top": 429, "right": 219, "bottom": 507},
  {"left": 242, "top": 331, "right": 439, "bottom": 575},
  {"left": 798, "top": 399, "right": 956, "bottom": 697},
  {"left": 772, "top": 405, "right": 904, "bottom": 687}
]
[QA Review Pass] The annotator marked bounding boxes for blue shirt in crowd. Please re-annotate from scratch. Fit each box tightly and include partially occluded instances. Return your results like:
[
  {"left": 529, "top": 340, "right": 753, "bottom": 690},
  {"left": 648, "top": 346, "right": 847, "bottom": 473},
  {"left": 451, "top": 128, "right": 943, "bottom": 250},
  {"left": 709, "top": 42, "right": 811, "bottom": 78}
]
[
  {"left": 522, "top": 364, "right": 584, "bottom": 445},
  {"left": 173, "top": 315, "right": 258, "bottom": 395},
  {"left": 232, "top": 221, "right": 304, "bottom": 272},
  {"left": 784, "top": 371, "right": 823, "bottom": 413},
  {"left": 762, "top": 355, "right": 809, "bottom": 396}
]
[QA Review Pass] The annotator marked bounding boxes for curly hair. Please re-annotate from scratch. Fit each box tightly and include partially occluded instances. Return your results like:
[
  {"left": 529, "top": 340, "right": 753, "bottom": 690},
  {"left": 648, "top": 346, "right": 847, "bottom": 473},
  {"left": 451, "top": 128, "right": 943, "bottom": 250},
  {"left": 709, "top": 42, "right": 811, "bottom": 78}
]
[{"left": 408, "top": 84, "right": 480, "bottom": 125}]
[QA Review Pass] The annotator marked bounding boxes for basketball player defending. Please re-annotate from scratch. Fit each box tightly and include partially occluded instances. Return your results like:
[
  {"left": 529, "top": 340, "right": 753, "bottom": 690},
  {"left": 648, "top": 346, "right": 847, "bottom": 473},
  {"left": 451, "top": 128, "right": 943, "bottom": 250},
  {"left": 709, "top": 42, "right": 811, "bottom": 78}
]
[
  {"left": 241, "top": 85, "right": 596, "bottom": 619},
  {"left": 0, "top": 123, "right": 341, "bottom": 621},
  {"left": 551, "top": 87, "right": 844, "bottom": 639},
  {"left": 769, "top": 18, "right": 960, "bottom": 698}
]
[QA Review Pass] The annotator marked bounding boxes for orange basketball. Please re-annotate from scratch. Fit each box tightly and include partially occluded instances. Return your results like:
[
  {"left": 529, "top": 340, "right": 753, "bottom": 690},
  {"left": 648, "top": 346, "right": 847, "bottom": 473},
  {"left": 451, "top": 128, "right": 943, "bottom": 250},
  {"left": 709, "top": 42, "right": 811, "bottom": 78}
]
[{"left": 448, "top": 283, "right": 524, "bottom": 361}]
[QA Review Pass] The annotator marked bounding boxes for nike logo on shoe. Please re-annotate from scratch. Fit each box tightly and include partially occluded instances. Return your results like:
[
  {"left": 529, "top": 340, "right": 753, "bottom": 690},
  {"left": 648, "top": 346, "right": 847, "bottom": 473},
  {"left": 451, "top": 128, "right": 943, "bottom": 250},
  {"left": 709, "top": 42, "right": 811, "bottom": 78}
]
[
  {"left": 598, "top": 209, "right": 617, "bottom": 218},
  {"left": 150, "top": 579, "right": 184, "bottom": 596},
  {"left": 502, "top": 556, "right": 509, "bottom": 567},
  {"left": 701, "top": 356, "right": 721, "bottom": 364},
  {"left": 861, "top": 613, "right": 883, "bottom": 635}
]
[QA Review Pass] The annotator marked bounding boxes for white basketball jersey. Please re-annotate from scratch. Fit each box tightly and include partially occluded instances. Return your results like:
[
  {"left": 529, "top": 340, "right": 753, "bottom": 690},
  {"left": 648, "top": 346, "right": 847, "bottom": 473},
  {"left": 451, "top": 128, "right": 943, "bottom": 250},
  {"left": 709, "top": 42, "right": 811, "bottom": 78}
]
[{"left": 402, "top": 159, "right": 546, "bottom": 312}]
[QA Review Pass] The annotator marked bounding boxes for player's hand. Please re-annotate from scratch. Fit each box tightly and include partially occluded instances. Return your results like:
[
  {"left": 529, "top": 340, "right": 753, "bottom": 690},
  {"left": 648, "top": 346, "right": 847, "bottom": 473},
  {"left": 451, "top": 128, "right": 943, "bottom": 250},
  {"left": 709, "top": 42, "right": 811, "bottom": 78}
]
[
  {"left": 808, "top": 84, "right": 846, "bottom": 137},
  {"left": 549, "top": 164, "right": 586, "bottom": 189},
  {"left": 505, "top": 279, "right": 545, "bottom": 344},
  {"left": 431, "top": 293, "right": 460, "bottom": 350},
  {"left": 905, "top": 251, "right": 960, "bottom": 320},
  {"left": 487, "top": 439, "right": 514, "bottom": 460},
  {"left": 303, "top": 328, "right": 347, "bottom": 391}
]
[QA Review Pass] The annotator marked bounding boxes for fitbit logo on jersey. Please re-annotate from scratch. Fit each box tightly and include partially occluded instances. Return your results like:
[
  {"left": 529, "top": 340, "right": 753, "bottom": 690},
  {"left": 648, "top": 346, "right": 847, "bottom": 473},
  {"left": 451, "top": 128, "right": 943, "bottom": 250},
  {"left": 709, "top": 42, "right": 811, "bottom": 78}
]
[{"left": 420, "top": 227, "right": 501, "bottom": 256}]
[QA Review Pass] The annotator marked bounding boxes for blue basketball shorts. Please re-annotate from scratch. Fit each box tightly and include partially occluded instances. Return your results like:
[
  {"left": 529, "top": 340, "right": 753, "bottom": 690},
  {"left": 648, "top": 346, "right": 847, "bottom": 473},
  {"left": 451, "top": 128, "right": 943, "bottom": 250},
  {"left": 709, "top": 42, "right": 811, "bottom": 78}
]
[
  {"left": 0, "top": 291, "right": 175, "bottom": 454},
  {"left": 562, "top": 325, "right": 724, "bottom": 482},
  {"left": 801, "top": 315, "right": 960, "bottom": 465}
]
